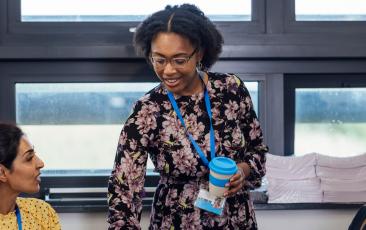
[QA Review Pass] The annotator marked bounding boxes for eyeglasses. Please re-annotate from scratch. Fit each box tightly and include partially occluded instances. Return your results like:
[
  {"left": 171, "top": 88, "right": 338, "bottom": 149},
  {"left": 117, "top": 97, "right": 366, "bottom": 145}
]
[{"left": 150, "top": 48, "right": 197, "bottom": 69}]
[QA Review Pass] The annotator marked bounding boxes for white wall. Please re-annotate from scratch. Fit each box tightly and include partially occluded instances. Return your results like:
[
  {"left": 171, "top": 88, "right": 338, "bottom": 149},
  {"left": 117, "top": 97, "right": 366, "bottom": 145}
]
[
  {"left": 59, "top": 209, "right": 358, "bottom": 230},
  {"left": 256, "top": 209, "right": 357, "bottom": 230}
]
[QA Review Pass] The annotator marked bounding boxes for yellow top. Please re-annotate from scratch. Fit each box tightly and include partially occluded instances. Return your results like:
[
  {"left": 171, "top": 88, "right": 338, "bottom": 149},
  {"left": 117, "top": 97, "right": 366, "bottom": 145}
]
[{"left": 0, "top": 197, "right": 61, "bottom": 230}]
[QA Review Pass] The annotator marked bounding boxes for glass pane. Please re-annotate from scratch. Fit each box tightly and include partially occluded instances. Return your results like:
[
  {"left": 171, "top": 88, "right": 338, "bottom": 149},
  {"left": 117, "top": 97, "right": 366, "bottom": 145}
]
[
  {"left": 295, "top": 88, "right": 366, "bottom": 157},
  {"left": 21, "top": 0, "right": 251, "bottom": 22},
  {"left": 16, "top": 83, "right": 159, "bottom": 174},
  {"left": 296, "top": 0, "right": 366, "bottom": 21},
  {"left": 16, "top": 81, "right": 258, "bottom": 174},
  {"left": 244, "top": 81, "right": 259, "bottom": 116}
]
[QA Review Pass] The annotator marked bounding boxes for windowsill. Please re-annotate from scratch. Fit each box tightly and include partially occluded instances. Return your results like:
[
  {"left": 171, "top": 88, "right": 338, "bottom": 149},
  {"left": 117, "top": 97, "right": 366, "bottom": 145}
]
[
  {"left": 50, "top": 192, "right": 365, "bottom": 213},
  {"left": 37, "top": 175, "right": 364, "bottom": 213}
]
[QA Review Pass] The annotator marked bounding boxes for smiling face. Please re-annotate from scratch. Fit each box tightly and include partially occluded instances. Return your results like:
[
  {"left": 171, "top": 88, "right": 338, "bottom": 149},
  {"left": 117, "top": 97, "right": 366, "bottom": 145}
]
[
  {"left": 0, "top": 135, "right": 44, "bottom": 194},
  {"left": 151, "top": 32, "right": 203, "bottom": 96}
]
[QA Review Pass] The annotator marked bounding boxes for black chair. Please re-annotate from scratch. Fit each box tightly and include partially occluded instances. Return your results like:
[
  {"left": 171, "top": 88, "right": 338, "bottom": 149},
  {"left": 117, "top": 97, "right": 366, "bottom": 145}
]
[{"left": 349, "top": 205, "right": 366, "bottom": 230}]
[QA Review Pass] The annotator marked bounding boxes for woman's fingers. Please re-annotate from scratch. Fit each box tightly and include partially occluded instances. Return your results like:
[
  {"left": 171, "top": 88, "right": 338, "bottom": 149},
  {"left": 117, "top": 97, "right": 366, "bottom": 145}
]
[
  {"left": 230, "top": 173, "right": 241, "bottom": 182},
  {"left": 224, "top": 172, "right": 244, "bottom": 197}
]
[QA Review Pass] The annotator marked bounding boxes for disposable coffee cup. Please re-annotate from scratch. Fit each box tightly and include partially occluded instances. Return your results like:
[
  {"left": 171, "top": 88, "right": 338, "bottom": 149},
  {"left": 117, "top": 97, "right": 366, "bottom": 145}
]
[{"left": 208, "top": 157, "right": 238, "bottom": 197}]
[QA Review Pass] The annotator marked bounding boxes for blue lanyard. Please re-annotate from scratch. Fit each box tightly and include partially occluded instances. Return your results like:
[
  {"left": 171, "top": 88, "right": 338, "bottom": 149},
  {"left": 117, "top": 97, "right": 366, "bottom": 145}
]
[
  {"left": 15, "top": 205, "right": 22, "bottom": 230},
  {"left": 167, "top": 88, "right": 215, "bottom": 167}
]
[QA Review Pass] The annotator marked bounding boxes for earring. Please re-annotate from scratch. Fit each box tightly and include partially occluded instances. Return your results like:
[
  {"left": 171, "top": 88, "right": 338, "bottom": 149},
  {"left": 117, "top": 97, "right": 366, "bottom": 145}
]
[{"left": 197, "top": 61, "right": 204, "bottom": 71}]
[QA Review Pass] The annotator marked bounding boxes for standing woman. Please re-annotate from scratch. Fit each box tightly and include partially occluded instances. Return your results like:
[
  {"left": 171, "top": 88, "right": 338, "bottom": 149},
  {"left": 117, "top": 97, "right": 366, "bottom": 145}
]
[
  {"left": 108, "top": 4, "right": 268, "bottom": 230},
  {"left": 0, "top": 123, "right": 61, "bottom": 229}
]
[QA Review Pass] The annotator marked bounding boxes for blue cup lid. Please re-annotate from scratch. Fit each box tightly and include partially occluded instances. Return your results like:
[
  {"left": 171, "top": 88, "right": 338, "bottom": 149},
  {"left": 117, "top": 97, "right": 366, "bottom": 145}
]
[{"left": 209, "top": 157, "right": 237, "bottom": 175}]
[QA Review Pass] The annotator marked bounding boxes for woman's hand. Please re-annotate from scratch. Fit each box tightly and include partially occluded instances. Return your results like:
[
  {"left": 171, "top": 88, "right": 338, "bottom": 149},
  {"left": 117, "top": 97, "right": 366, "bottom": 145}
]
[{"left": 223, "top": 164, "right": 247, "bottom": 197}]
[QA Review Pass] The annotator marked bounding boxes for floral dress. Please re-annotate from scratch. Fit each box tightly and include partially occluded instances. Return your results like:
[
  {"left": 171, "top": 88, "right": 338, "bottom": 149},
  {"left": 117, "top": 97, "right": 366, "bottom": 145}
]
[{"left": 108, "top": 72, "right": 268, "bottom": 230}]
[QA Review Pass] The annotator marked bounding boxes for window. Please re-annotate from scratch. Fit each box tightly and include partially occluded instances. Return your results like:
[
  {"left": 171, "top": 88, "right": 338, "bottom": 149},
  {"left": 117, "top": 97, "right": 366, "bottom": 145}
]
[
  {"left": 5, "top": 0, "right": 265, "bottom": 48},
  {"left": 16, "top": 81, "right": 259, "bottom": 174},
  {"left": 16, "top": 82, "right": 159, "bottom": 173},
  {"left": 0, "top": 60, "right": 265, "bottom": 207},
  {"left": 244, "top": 81, "right": 259, "bottom": 114},
  {"left": 8, "top": 69, "right": 262, "bottom": 210},
  {"left": 285, "top": 74, "right": 366, "bottom": 157},
  {"left": 237, "top": 74, "right": 266, "bottom": 121},
  {"left": 295, "top": 88, "right": 366, "bottom": 157},
  {"left": 21, "top": 0, "right": 251, "bottom": 22},
  {"left": 284, "top": 0, "right": 366, "bottom": 36},
  {"left": 295, "top": 0, "right": 366, "bottom": 21}
]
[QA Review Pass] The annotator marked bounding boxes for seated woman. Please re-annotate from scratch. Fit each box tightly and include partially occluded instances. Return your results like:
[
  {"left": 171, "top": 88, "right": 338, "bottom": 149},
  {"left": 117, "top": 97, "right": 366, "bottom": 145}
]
[{"left": 0, "top": 123, "right": 61, "bottom": 229}]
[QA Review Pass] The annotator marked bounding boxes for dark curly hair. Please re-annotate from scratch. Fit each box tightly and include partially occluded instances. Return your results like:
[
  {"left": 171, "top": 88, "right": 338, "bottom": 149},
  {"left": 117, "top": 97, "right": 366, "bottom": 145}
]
[
  {"left": 133, "top": 4, "right": 223, "bottom": 70},
  {"left": 0, "top": 123, "right": 23, "bottom": 169}
]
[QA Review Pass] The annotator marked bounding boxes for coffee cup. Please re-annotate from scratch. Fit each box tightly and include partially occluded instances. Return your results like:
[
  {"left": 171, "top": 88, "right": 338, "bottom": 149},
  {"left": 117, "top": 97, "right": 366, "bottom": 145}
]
[{"left": 208, "top": 157, "right": 238, "bottom": 197}]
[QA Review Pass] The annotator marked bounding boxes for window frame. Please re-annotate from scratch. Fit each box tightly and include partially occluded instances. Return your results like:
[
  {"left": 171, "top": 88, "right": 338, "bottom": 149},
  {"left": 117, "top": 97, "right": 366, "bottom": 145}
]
[
  {"left": 284, "top": 74, "right": 366, "bottom": 156},
  {"left": 5, "top": 0, "right": 265, "bottom": 46},
  {"left": 237, "top": 74, "right": 266, "bottom": 125},
  {"left": 0, "top": 61, "right": 267, "bottom": 212},
  {"left": 284, "top": 0, "right": 366, "bottom": 34},
  {"left": 0, "top": 60, "right": 161, "bottom": 211},
  {"left": 2, "top": 0, "right": 366, "bottom": 59}
]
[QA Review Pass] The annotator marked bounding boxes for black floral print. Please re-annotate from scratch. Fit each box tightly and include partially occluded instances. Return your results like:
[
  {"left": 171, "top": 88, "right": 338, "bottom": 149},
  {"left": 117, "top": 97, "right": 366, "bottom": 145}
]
[{"left": 108, "top": 72, "right": 268, "bottom": 230}]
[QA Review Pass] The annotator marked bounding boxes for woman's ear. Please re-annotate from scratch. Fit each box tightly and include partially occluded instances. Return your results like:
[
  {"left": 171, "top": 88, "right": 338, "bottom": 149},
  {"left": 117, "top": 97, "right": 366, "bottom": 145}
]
[
  {"left": 0, "top": 165, "right": 9, "bottom": 183},
  {"left": 197, "top": 49, "right": 204, "bottom": 62},
  {"left": 196, "top": 50, "right": 205, "bottom": 70}
]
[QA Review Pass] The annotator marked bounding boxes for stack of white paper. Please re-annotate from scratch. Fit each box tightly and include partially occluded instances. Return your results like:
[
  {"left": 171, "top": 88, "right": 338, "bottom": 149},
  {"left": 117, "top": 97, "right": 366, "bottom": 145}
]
[
  {"left": 323, "top": 190, "right": 366, "bottom": 203},
  {"left": 316, "top": 165, "right": 366, "bottom": 180},
  {"left": 317, "top": 153, "right": 366, "bottom": 169},
  {"left": 266, "top": 153, "right": 322, "bottom": 203},
  {"left": 317, "top": 153, "right": 366, "bottom": 203},
  {"left": 266, "top": 153, "right": 366, "bottom": 203},
  {"left": 321, "top": 178, "right": 366, "bottom": 192}
]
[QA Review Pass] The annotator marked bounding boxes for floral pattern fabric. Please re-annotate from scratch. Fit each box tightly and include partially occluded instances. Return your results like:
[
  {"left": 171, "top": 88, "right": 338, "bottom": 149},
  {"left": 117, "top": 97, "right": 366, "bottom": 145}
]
[{"left": 108, "top": 72, "right": 268, "bottom": 230}]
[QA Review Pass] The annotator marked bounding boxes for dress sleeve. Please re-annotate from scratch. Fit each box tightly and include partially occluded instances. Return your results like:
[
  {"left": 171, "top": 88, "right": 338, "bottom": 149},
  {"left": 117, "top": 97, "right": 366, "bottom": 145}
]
[
  {"left": 235, "top": 75, "right": 268, "bottom": 189},
  {"left": 107, "top": 100, "right": 154, "bottom": 230}
]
